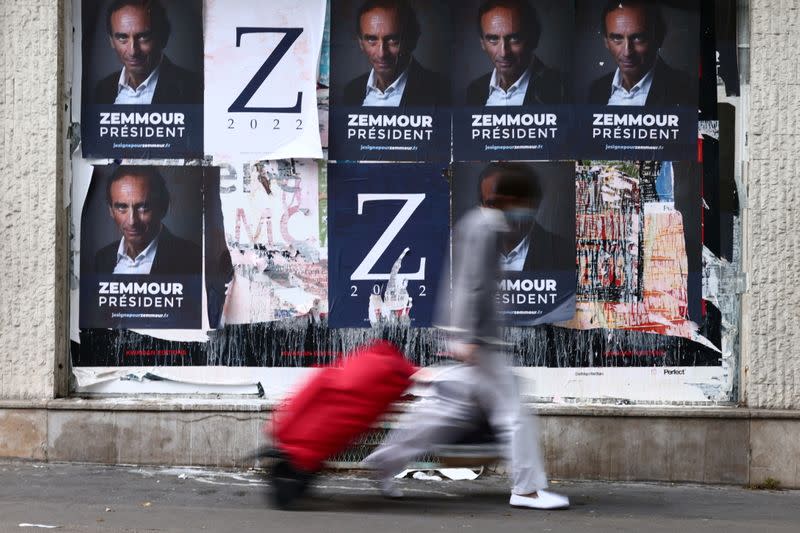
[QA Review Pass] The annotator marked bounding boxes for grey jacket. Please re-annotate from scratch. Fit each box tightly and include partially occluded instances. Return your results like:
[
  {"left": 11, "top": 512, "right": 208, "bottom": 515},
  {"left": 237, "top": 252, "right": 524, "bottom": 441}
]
[{"left": 435, "top": 207, "right": 508, "bottom": 346}]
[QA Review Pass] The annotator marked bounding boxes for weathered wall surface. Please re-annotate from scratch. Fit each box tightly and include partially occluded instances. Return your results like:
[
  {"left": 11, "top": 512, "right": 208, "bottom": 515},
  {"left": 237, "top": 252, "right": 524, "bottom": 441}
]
[
  {"left": 0, "top": 1, "right": 63, "bottom": 399},
  {"left": 745, "top": 1, "right": 800, "bottom": 409}
]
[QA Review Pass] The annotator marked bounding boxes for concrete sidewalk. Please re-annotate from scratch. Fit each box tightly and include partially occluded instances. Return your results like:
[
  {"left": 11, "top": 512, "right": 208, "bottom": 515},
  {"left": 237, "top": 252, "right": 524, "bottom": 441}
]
[{"left": 0, "top": 461, "right": 798, "bottom": 533}]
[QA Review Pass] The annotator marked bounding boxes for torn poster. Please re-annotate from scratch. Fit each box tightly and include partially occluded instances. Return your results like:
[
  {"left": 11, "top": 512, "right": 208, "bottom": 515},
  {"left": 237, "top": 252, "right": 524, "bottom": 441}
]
[
  {"left": 204, "top": 0, "right": 325, "bottom": 161},
  {"left": 714, "top": 0, "right": 740, "bottom": 97},
  {"left": 219, "top": 159, "right": 326, "bottom": 325},
  {"left": 317, "top": 88, "right": 330, "bottom": 149},
  {"left": 557, "top": 161, "right": 716, "bottom": 352},
  {"left": 327, "top": 163, "right": 449, "bottom": 328},
  {"left": 318, "top": 0, "right": 331, "bottom": 87}
]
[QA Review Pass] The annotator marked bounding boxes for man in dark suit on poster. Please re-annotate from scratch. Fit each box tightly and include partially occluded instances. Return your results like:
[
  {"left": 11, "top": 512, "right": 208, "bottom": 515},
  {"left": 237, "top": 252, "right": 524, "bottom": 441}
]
[
  {"left": 588, "top": 0, "right": 694, "bottom": 106},
  {"left": 94, "top": 0, "right": 202, "bottom": 105},
  {"left": 342, "top": 0, "right": 449, "bottom": 107},
  {"left": 94, "top": 166, "right": 201, "bottom": 276},
  {"left": 466, "top": 0, "right": 567, "bottom": 106}
]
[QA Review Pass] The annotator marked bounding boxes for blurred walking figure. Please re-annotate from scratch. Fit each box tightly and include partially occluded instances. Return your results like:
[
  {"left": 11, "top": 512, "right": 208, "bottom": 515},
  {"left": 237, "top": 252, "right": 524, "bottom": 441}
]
[{"left": 364, "top": 163, "right": 569, "bottom": 510}]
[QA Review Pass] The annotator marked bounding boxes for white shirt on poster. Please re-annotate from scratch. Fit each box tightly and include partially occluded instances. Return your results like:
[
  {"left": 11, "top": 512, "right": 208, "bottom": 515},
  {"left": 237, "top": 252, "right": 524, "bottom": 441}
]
[
  {"left": 606, "top": 65, "right": 655, "bottom": 106},
  {"left": 486, "top": 67, "right": 531, "bottom": 106},
  {"left": 114, "top": 62, "right": 161, "bottom": 105},
  {"left": 113, "top": 232, "right": 160, "bottom": 274},
  {"left": 501, "top": 234, "right": 530, "bottom": 271},
  {"left": 362, "top": 67, "right": 409, "bottom": 107}
]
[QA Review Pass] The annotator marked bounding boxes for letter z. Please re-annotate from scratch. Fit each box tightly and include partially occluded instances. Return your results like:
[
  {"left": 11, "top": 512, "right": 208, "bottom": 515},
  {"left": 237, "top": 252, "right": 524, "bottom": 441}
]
[
  {"left": 228, "top": 27, "right": 303, "bottom": 113},
  {"left": 351, "top": 194, "right": 426, "bottom": 281}
]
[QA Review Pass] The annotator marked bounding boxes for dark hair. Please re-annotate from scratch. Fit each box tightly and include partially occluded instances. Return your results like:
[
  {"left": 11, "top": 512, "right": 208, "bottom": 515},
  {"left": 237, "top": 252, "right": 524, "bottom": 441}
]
[
  {"left": 477, "top": 162, "right": 541, "bottom": 204},
  {"left": 106, "top": 0, "right": 171, "bottom": 47},
  {"left": 355, "top": 0, "right": 421, "bottom": 50},
  {"left": 106, "top": 165, "right": 170, "bottom": 217},
  {"left": 476, "top": 0, "right": 541, "bottom": 49},
  {"left": 600, "top": 0, "right": 666, "bottom": 47}
]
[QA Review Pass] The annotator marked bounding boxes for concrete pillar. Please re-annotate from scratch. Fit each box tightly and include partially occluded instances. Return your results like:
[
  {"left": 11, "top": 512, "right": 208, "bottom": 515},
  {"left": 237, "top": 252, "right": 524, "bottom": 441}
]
[
  {"left": 0, "top": 0, "right": 67, "bottom": 400},
  {"left": 744, "top": 0, "right": 800, "bottom": 409}
]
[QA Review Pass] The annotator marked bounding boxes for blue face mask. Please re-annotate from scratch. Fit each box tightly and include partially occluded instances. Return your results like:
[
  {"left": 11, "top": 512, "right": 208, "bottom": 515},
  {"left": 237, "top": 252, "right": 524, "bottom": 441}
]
[
  {"left": 503, "top": 207, "right": 536, "bottom": 240},
  {"left": 504, "top": 207, "right": 536, "bottom": 226}
]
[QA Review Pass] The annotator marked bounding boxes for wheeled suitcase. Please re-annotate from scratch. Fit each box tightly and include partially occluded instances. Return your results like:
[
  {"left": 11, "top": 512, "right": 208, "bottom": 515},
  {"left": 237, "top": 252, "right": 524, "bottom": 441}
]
[{"left": 264, "top": 340, "right": 415, "bottom": 508}]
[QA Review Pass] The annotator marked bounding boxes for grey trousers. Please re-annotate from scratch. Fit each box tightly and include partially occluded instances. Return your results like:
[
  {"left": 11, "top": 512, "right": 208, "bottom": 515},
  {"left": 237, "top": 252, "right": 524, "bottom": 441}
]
[{"left": 364, "top": 352, "right": 548, "bottom": 495}]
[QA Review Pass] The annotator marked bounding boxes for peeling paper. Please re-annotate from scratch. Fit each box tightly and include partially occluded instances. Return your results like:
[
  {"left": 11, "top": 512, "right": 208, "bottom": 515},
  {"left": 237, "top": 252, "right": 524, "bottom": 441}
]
[
  {"left": 396, "top": 468, "right": 482, "bottom": 481},
  {"left": 559, "top": 162, "right": 717, "bottom": 352},
  {"left": 702, "top": 241, "right": 742, "bottom": 400},
  {"left": 411, "top": 471, "right": 442, "bottom": 481},
  {"left": 129, "top": 329, "right": 210, "bottom": 344},
  {"left": 69, "top": 154, "right": 95, "bottom": 343},
  {"left": 438, "top": 468, "right": 483, "bottom": 481},
  {"left": 368, "top": 248, "right": 414, "bottom": 327},
  {"left": 219, "top": 159, "right": 326, "bottom": 325},
  {"left": 72, "top": 366, "right": 261, "bottom": 389},
  {"left": 699, "top": 120, "right": 720, "bottom": 140}
]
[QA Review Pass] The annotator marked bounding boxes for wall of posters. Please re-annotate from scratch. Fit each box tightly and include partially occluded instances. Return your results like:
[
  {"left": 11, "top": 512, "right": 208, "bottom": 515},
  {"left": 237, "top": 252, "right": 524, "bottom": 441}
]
[
  {"left": 70, "top": 0, "right": 736, "bottom": 404},
  {"left": 78, "top": 0, "right": 702, "bottom": 163},
  {"left": 326, "top": 0, "right": 701, "bottom": 163}
]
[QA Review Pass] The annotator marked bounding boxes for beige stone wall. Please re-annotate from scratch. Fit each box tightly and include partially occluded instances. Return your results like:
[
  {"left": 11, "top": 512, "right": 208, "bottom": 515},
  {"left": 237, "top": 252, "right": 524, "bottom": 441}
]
[
  {"left": 0, "top": 0, "right": 64, "bottom": 399},
  {"left": 745, "top": 1, "right": 800, "bottom": 408}
]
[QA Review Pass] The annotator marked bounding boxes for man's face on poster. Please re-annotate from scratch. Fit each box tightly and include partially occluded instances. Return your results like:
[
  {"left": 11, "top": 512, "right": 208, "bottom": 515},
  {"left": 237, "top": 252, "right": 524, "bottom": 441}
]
[
  {"left": 603, "top": 5, "right": 659, "bottom": 87},
  {"left": 108, "top": 174, "right": 163, "bottom": 254},
  {"left": 108, "top": 4, "right": 164, "bottom": 85},
  {"left": 358, "top": 7, "right": 412, "bottom": 82},
  {"left": 480, "top": 173, "right": 537, "bottom": 245},
  {"left": 479, "top": 6, "right": 533, "bottom": 85}
]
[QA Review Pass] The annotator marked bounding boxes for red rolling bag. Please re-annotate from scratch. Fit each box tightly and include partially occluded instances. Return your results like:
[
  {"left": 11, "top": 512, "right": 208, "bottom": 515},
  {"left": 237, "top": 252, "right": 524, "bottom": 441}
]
[{"left": 265, "top": 340, "right": 415, "bottom": 507}]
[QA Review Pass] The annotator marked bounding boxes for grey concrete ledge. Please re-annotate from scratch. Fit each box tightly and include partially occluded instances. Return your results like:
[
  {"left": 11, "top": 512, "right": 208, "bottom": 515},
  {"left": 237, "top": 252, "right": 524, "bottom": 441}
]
[
  {"left": 2, "top": 398, "right": 799, "bottom": 420},
  {"left": 0, "top": 398, "right": 271, "bottom": 412},
  {"left": 0, "top": 400, "right": 49, "bottom": 409},
  {"left": 531, "top": 404, "right": 752, "bottom": 418},
  {"left": 2, "top": 399, "right": 800, "bottom": 487}
]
